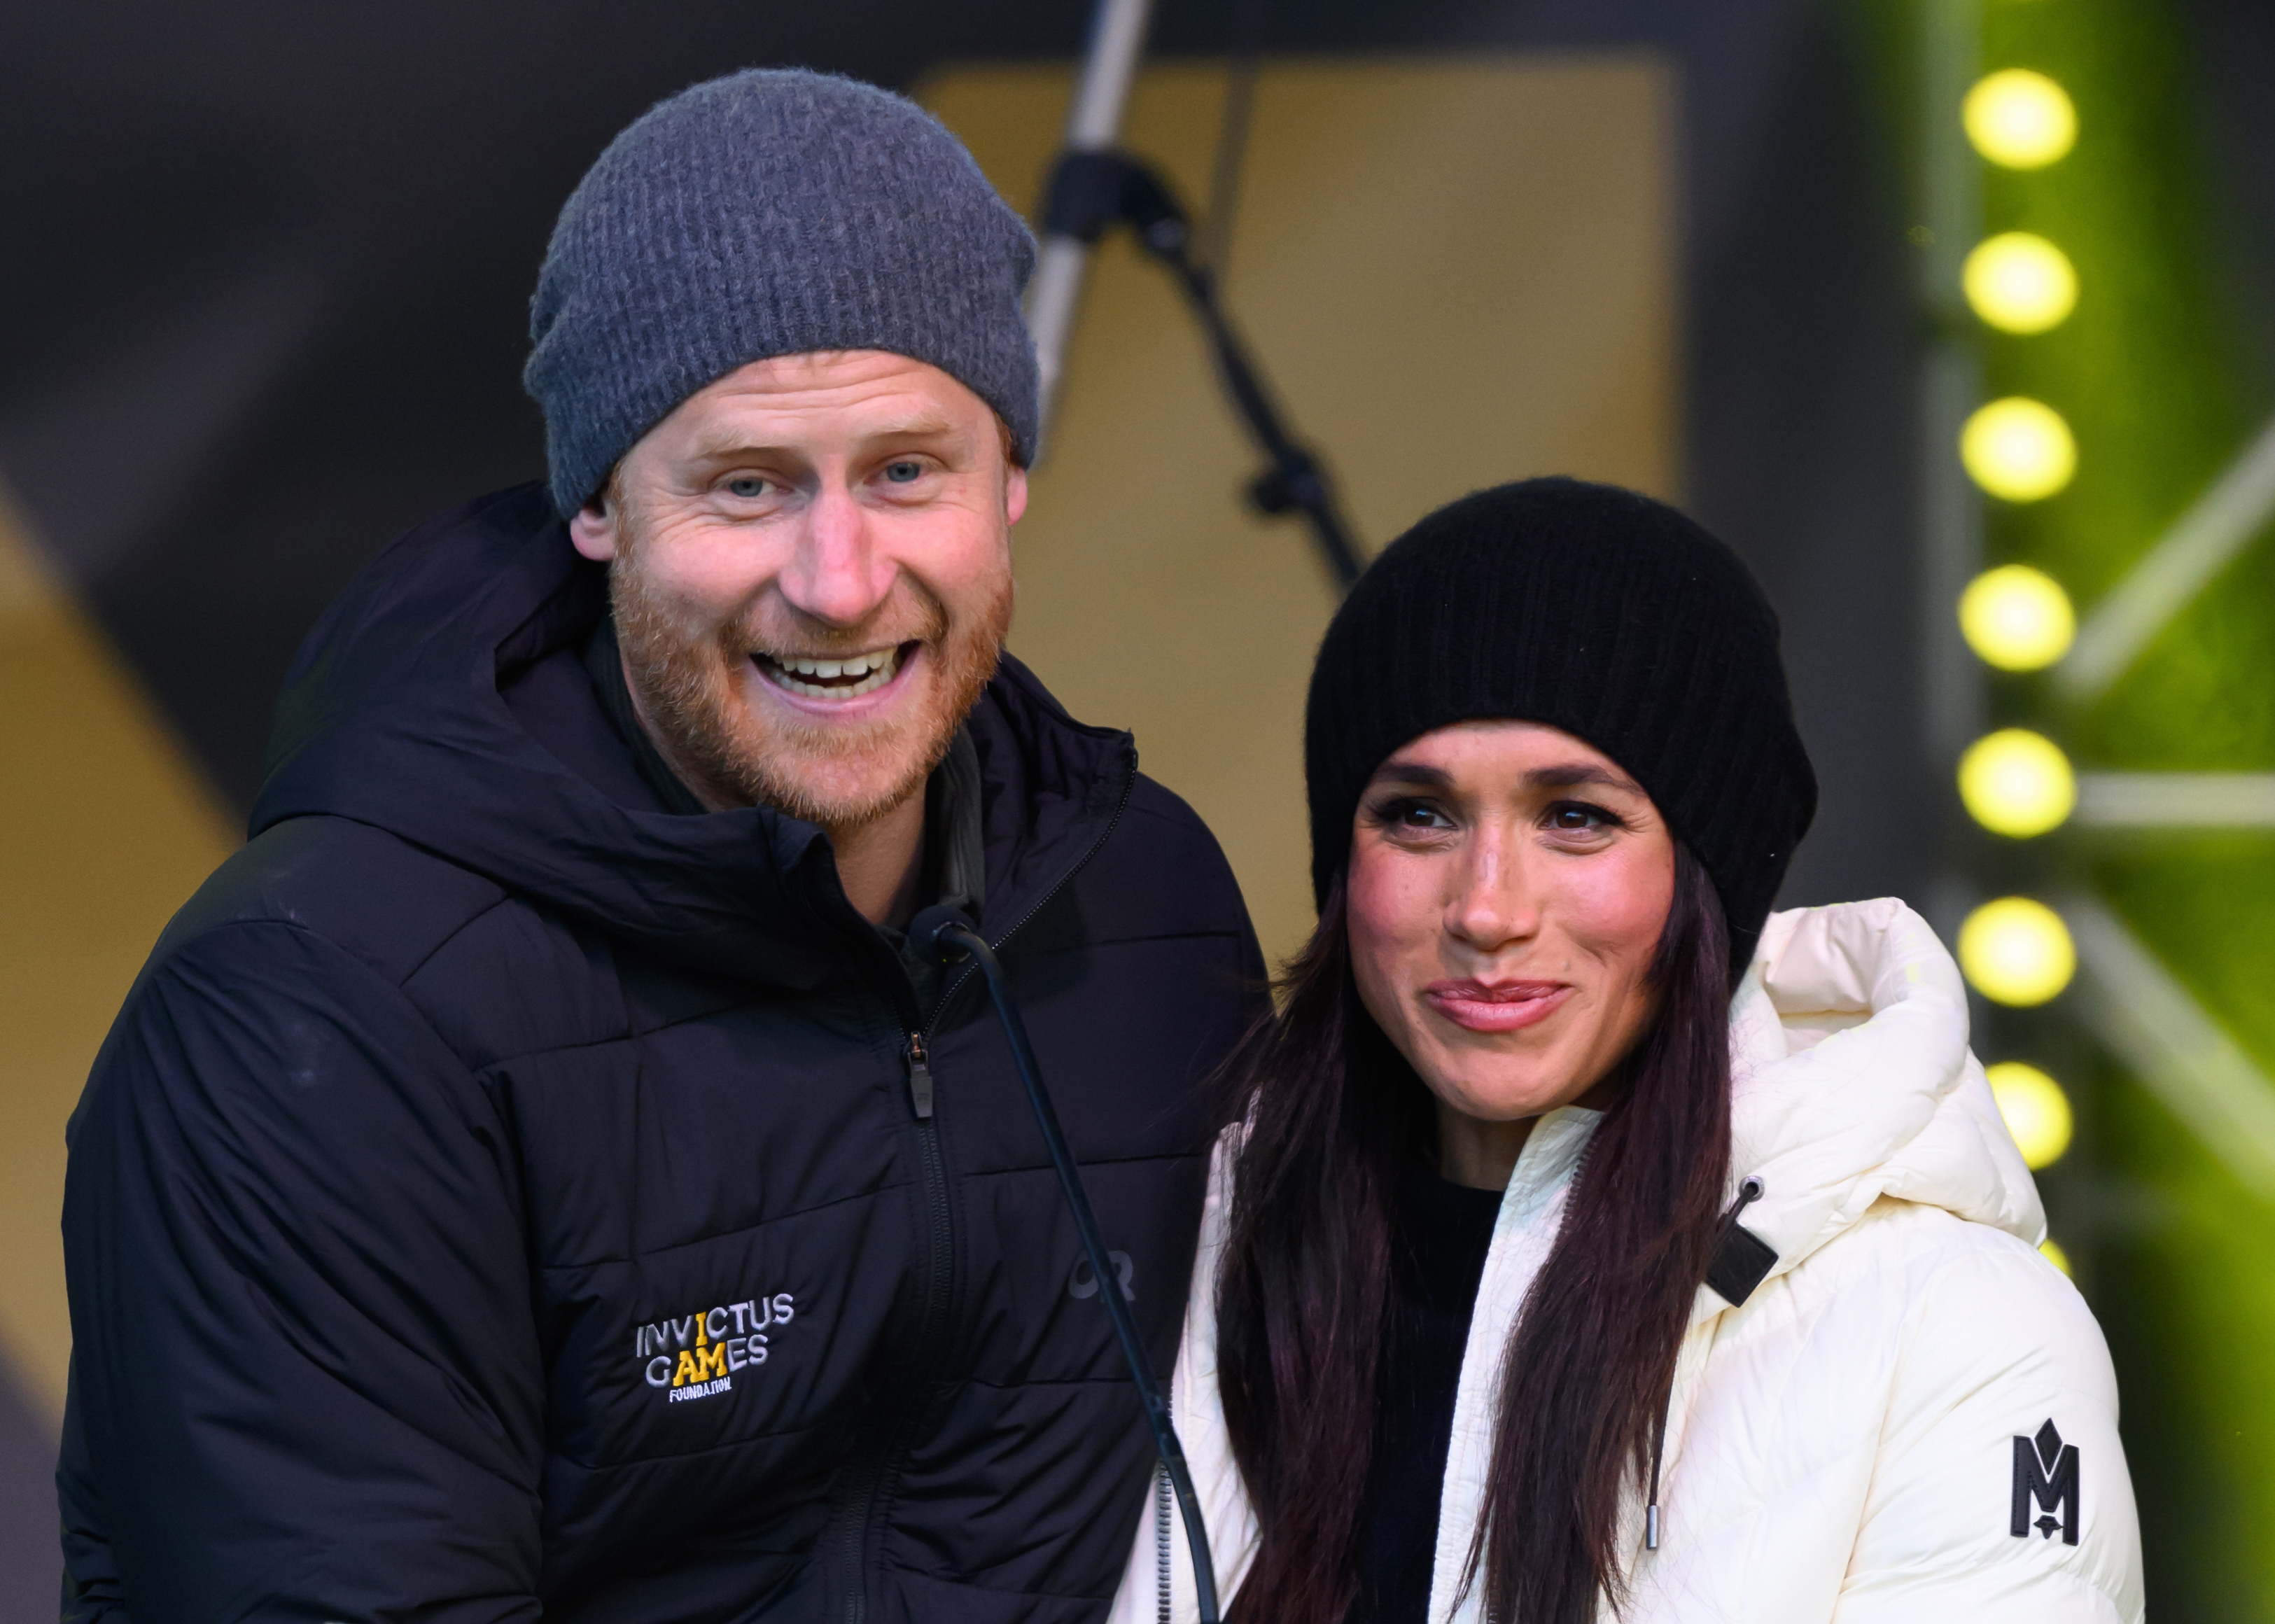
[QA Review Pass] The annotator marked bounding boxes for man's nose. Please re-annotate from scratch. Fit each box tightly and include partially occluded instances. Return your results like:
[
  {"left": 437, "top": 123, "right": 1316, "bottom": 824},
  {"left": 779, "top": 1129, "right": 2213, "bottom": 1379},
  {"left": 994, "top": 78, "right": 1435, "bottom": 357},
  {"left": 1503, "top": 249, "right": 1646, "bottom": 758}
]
[
  {"left": 775, "top": 484, "right": 896, "bottom": 628},
  {"left": 1447, "top": 831, "right": 1543, "bottom": 953}
]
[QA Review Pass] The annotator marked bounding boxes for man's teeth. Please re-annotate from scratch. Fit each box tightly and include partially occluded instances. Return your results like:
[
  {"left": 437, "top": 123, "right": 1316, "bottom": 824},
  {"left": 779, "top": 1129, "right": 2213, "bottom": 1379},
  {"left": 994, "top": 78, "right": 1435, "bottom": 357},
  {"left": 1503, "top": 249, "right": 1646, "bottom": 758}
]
[{"left": 762, "top": 647, "right": 903, "bottom": 699}]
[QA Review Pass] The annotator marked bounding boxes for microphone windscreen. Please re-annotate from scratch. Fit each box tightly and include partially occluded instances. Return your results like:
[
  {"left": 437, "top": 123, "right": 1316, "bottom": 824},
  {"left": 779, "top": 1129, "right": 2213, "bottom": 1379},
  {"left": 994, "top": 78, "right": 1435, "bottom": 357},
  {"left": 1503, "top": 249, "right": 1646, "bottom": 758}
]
[{"left": 907, "top": 904, "right": 978, "bottom": 966}]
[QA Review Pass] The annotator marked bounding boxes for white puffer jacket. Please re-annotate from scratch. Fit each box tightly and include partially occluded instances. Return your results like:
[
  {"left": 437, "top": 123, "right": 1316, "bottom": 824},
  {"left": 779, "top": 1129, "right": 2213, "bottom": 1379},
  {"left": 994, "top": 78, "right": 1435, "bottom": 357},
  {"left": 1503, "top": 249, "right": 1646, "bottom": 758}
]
[{"left": 1109, "top": 899, "right": 2144, "bottom": 1623}]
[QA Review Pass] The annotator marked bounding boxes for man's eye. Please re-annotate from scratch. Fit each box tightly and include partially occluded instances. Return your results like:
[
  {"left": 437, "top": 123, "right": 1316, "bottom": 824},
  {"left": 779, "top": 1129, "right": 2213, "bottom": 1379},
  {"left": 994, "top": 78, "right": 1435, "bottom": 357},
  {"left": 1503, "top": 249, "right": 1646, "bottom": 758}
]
[
  {"left": 725, "top": 476, "right": 771, "bottom": 499},
  {"left": 883, "top": 460, "right": 925, "bottom": 484}
]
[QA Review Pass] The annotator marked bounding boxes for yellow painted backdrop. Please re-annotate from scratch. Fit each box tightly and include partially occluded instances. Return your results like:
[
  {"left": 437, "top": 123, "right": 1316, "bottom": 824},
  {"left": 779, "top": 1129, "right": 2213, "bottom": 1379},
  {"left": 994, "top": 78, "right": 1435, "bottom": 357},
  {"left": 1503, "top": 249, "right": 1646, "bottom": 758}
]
[
  {"left": 923, "top": 57, "right": 1678, "bottom": 966},
  {"left": 0, "top": 493, "right": 234, "bottom": 1422}
]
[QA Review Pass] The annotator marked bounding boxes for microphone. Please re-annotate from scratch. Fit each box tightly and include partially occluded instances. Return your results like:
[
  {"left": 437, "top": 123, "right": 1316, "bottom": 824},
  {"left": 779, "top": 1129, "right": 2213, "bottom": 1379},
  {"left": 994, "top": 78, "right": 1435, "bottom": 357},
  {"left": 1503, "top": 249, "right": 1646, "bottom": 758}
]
[{"left": 910, "top": 904, "right": 1221, "bottom": 1624}]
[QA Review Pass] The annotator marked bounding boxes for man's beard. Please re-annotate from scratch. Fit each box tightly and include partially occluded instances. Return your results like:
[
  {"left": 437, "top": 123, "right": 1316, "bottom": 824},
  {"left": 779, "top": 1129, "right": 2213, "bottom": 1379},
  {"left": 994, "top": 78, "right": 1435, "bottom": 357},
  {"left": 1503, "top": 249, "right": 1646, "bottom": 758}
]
[{"left": 609, "top": 545, "right": 1011, "bottom": 831}]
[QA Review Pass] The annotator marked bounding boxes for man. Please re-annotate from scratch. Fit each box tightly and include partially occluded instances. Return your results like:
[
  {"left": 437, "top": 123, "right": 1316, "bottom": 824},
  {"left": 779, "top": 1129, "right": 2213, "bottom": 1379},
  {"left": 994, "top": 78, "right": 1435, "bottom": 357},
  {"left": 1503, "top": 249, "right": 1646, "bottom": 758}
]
[{"left": 60, "top": 69, "right": 1260, "bottom": 1620}]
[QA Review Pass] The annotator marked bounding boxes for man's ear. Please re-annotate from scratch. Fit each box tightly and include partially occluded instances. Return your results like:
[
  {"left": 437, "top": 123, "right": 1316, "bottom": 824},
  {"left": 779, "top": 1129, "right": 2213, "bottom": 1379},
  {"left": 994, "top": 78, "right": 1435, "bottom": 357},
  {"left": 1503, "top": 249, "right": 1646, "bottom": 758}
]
[
  {"left": 569, "top": 491, "right": 620, "bottom": 563},
  {"left": 1004, "top": 464, "right": 1029, "bottom": 529}
]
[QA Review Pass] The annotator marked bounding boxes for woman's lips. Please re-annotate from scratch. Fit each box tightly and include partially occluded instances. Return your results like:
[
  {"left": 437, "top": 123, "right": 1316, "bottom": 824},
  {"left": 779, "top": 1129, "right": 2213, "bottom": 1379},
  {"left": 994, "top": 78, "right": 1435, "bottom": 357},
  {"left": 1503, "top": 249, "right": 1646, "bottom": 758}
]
[{"left": 1422, "top": 979, "right": 1574, "bottom": 1033}]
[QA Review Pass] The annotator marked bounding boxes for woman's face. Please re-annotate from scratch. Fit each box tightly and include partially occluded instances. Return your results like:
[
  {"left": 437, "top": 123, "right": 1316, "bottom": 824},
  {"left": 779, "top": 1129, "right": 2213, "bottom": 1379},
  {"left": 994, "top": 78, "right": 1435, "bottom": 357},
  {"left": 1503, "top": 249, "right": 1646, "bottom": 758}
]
[{"left": 1347, "top": 720, "right": 1676, "bottom": 1166}]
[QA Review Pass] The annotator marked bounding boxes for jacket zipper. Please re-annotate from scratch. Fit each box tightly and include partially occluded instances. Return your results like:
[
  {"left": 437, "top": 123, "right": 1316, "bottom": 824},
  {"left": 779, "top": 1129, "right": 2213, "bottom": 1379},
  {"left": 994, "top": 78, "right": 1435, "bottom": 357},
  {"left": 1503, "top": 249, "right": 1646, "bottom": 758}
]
[
  {"left": 825, "top": 757, "right": 1138, "bottom": 1624},
  {"left": 1154, "top": 1390, "right": 1174, "bottom": 1624},
  {"left": 1646, "top": 1176, "right": 1770, "bottom": 1553},
  {"left": 906, "top": 1032, "right": 934, "bottom": 1120}
]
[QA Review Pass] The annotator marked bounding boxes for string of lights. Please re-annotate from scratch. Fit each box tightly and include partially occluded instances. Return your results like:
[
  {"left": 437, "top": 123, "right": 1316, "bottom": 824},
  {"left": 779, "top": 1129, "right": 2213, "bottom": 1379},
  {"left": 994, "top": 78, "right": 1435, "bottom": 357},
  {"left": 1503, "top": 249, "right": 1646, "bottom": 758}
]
[
  {"left": 1928, "top": 2, "right": 2275, "bottom": 1594},
  {"left": 1933, "top": 3, "right": 2275, "bottom": 1289},
  {"left": 1920, "top": 3, "right": 2086, "bottom": 1276}
]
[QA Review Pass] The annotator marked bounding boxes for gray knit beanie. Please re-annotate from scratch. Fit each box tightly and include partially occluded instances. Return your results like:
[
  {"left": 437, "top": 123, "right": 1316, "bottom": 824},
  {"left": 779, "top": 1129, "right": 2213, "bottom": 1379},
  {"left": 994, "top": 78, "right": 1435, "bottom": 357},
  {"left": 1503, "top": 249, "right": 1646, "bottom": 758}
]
[{"left": 526, "top": 69, "right": 1040, "bottom": 516}]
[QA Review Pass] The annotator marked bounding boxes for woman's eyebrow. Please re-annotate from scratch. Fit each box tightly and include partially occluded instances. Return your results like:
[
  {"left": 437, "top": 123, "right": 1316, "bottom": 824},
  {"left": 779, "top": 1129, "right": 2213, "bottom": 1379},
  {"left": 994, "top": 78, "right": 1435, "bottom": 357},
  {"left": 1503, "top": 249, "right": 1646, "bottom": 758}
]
[
  {"left": 1526, "top": 762, "right": 1645, "bottom": 795},
  {"left": 1364, "top": 759, "right": 1646, "bottom": 796},
  {"left": 1366, "top": 760, "right": 1453, "bottom": 790}
]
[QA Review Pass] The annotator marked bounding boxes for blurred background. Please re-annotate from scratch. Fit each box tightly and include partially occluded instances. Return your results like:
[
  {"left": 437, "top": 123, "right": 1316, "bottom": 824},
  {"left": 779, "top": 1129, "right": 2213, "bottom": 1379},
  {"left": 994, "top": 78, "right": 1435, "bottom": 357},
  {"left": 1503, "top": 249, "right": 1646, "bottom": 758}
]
[{"left": 4, "top": 0, "right": 2272, "bottom": 1614}]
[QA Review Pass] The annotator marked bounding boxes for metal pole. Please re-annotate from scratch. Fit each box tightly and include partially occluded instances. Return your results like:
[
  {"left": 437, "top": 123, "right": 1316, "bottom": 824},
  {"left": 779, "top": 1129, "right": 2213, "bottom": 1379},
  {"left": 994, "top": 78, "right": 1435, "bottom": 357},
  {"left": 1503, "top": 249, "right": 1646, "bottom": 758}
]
[{"left": 1026, "top": 0, "right": 1156, "bottom": 451}]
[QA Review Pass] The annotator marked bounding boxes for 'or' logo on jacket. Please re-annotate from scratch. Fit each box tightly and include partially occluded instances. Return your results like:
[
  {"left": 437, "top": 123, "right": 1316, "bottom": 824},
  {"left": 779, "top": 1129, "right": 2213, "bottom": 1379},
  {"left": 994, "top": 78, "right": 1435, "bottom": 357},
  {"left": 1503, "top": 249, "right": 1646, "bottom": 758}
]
[{"left": 636, "top": 1295, "right": 797, "bottom": 1403}]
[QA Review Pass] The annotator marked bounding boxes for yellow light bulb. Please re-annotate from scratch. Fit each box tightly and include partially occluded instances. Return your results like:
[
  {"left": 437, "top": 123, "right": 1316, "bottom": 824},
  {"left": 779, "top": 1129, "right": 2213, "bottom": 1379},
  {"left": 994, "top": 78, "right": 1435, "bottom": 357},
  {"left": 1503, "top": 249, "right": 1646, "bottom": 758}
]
[
  {"left": 1961, "top": 398, "right": 2076, "bottom": 501},
  {"left": 1958, "top": 897, "right": 2076, "bottom": 1006},
  {"left": 2040, "top": 1237, "right": 2073, "bottom": 1276},
  {"left": 1959, "top": 564, "right": 2075, "bottom": 670},
  {"left": 1963, "top": 232, "right": 2078, "bottom": 333},
  {"left": 1989, "top": 1060, "right": 2075, "bottom": 1168},
  {"left": 1963, "top": 69, "right": 2078, "bottom": 169},
  {"left": 1959, "top": 729, "right": 2075, "bottom": 837}
]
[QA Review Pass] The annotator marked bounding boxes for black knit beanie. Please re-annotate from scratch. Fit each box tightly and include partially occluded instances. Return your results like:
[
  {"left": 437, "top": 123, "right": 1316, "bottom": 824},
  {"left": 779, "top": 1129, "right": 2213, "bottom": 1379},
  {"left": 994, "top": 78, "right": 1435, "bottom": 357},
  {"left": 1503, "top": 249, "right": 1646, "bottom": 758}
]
[{"left": 1305, "top": 478, "right": 1816, "bottom": 969}]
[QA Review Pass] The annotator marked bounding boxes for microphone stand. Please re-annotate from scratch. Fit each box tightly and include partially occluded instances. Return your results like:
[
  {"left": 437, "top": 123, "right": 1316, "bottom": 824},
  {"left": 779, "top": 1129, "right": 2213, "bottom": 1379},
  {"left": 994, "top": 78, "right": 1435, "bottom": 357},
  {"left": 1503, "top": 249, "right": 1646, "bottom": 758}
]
[
  {"left": 1037, "top": 149, "right": 1365, "bottom": 594},
  {"left": 912, "top": 906, "right": 1221, "bottom": 1624},
  {"left": 1027, "top": 0, "right": 1364, "bottom": 592},
  {"left": 1026, "top": 0, "right": 1157, "bottom": 433}
]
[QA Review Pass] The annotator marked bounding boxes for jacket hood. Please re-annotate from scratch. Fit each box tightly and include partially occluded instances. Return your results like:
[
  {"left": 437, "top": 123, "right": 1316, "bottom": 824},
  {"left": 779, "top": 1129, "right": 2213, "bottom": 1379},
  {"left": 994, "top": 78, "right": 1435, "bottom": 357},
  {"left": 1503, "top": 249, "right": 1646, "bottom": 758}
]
[
  {"left": 1702, "top": 897, "right": 2043, "bottom": 1320},
  {"left": 251, "top": 484, "right": 1135, "bottom": 987}
]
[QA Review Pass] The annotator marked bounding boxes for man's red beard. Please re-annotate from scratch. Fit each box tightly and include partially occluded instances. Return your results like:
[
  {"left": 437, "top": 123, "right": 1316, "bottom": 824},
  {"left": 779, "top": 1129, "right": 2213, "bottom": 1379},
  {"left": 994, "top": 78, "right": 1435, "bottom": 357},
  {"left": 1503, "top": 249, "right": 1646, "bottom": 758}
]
[{"left": 609, "top": 544, "right": 1012, "bottom": 831}]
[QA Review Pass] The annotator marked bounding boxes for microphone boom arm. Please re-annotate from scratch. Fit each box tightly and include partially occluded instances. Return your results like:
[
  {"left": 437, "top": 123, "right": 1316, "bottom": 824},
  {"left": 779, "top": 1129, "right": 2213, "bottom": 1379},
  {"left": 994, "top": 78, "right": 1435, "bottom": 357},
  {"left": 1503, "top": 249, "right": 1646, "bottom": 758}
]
[{"left": 1040, "top": 148, "right": 1364, "bottom": 592}]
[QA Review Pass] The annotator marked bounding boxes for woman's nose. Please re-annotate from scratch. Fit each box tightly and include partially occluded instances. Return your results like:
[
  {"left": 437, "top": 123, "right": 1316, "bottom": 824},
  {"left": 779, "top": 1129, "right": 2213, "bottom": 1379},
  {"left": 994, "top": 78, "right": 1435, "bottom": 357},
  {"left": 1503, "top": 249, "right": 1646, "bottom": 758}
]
[{"left": 1446, "top": 832, "right": 1542, "bottom": 953}]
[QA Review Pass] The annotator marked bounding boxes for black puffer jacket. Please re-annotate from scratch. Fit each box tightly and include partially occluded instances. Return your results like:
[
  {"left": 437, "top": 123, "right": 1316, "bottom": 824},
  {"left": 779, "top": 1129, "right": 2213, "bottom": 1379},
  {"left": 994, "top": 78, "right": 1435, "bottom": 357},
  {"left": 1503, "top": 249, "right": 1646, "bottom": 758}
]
[{"left": 59, "top": 484, "right": 1261, "bottom": 1623}]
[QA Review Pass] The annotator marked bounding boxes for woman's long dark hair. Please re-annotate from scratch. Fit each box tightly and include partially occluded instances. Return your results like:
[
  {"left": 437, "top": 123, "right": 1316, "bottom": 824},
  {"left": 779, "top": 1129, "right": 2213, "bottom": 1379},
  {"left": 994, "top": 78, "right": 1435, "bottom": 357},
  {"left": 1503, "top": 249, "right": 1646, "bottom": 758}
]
[{"left": 1216, "top": 844, "right": 1731, "bottom": 1624}]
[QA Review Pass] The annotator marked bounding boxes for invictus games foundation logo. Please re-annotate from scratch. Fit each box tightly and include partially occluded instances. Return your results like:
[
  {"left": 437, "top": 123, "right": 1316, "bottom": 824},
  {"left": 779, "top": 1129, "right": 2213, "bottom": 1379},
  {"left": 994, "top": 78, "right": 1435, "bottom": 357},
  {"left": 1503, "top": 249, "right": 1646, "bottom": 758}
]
[{"left": 636, "top": 1294, "right": 797, "bottom": 1404}]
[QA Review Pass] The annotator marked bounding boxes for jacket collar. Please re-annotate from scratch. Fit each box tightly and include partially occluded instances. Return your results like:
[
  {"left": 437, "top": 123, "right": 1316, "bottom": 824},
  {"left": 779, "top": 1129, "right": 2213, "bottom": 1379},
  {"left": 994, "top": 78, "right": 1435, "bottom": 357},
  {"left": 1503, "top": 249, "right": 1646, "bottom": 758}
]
[{"left": 251, "top": 484, "right": 1135, "bottom": 990}]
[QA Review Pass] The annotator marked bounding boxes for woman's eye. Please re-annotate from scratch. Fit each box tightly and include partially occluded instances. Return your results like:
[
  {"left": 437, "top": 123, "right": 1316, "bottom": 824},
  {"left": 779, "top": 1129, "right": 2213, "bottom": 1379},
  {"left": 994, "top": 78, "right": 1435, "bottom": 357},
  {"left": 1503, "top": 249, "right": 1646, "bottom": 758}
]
[
  {"left": 1385, "top": 799, "right": 1450, "bottom": 830},
  {"left": 883, "top": 460, "right": 925, "bottom": 484},
  {"left": 1546, "top": 802, "right": 1613, "bottom": 832},
  {"left": 724, "top": 476, "right": 771, "bottom": 499}
]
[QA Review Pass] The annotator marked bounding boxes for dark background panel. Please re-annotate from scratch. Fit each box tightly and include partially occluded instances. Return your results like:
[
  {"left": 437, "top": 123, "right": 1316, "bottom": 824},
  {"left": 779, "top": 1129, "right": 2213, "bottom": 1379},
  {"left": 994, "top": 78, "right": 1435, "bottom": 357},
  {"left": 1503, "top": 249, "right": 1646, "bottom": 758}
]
[{"left": 0, "top": 0, "right": 1930, "bottom": 913}]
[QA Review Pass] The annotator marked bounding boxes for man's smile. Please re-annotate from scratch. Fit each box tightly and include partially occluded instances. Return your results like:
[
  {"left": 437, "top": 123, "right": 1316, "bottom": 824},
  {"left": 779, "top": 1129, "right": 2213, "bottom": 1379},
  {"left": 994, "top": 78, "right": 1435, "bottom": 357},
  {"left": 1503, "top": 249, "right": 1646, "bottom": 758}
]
[{"left": 752, "top": 642, "right": 917, "bottom": 701}]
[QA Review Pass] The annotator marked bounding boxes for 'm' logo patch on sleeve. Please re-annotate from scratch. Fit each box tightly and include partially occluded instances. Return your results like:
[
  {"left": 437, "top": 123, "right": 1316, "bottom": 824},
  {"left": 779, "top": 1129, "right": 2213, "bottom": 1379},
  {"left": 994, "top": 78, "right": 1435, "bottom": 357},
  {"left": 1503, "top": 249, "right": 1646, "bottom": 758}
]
[{"left": 2010, "top": 1418, "right": 2080, "bottom": 1545}]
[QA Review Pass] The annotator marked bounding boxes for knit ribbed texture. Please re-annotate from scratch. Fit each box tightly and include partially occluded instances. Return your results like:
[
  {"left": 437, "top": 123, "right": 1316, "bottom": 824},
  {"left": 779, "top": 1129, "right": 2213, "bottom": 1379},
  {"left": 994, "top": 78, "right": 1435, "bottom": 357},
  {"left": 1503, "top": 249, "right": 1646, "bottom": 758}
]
[
  {"left": 1306, "top": 478, "right": 1817, "bottom": 966},
  {"left": 526, "top": 69, "right": 1040, "bottom": 515}
]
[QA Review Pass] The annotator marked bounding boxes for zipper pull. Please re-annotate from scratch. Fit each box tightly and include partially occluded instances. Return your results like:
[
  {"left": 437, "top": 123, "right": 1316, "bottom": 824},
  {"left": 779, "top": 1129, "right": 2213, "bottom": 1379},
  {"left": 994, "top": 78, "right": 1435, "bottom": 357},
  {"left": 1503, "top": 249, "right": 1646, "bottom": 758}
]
[{"left": 906, "top": 1032, "right": 934, "bottom": 1120}]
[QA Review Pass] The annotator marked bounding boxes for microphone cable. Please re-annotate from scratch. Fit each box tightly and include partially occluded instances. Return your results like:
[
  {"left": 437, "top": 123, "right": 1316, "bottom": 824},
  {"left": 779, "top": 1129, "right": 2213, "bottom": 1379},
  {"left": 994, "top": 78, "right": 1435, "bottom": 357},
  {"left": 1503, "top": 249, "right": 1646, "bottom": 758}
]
[{"left": 912, "top": 904, "right": 1222, "bottom": 1624}]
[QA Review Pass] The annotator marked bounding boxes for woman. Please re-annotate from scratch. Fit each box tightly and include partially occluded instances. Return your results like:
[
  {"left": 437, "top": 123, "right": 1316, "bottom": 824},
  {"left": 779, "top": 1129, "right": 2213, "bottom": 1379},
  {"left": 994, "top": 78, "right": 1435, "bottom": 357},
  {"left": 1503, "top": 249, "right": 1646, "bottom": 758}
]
[{"left": 1110, "top": 480, "right": 2141, "bottom": 1624}]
